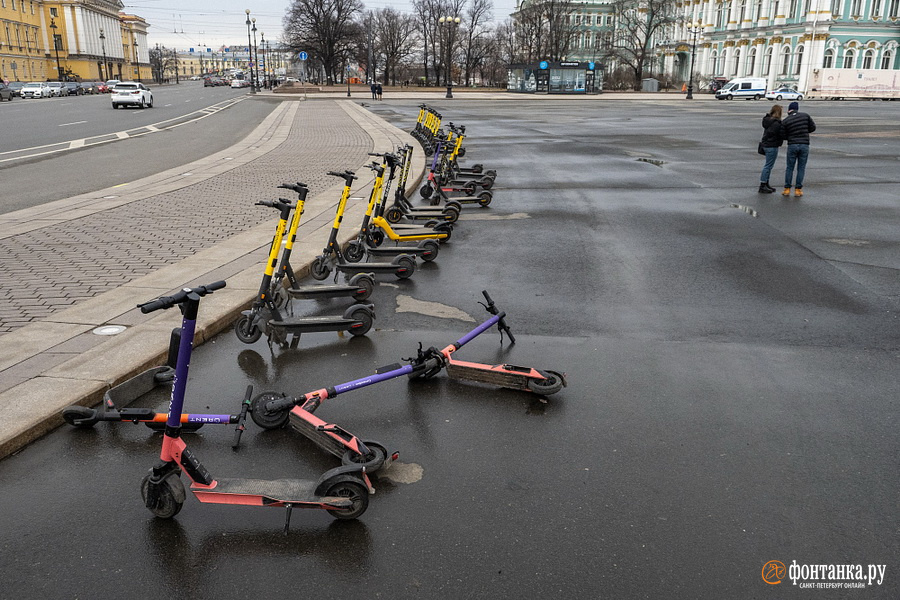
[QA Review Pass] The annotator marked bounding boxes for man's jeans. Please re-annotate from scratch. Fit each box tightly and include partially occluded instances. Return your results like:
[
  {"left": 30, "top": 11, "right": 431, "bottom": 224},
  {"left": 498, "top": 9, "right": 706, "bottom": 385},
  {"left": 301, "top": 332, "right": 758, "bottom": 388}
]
[
  {"left": 760, "top": 147, "right": 779, "bottom": 183},
  {"left": 785, "top": 144, "right": 810, "bottom": 189}
]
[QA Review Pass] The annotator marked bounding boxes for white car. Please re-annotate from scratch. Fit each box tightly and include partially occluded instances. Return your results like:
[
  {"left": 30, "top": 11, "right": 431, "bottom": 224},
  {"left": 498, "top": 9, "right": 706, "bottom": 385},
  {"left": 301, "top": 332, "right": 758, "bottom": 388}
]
[
  {"left": 21, "top": 82, "right": 50, "bottom": 98},
  {"left": 230, "top": 79, "right": 250, "bottom": 88},
  {"left": 765, "top": 87, "right": 803, "bottom": 101},
  {"left": 111, "top": 82, "right": 153, "bottom": 109}
]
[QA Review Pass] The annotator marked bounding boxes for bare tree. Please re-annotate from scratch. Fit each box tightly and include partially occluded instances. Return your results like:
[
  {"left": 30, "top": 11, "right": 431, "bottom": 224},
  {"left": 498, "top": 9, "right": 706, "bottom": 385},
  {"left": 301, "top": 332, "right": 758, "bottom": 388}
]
[
  {"left": 461, "top": 0, "right": 493, "bottom": 85},
  {"left": 411, "top": 0, "right": 467, "bottom": 85},
  {"left": 513, "top": 0, "right": 577, "bottom": 62},
  {"left": 609, "top": 0, "right": 678, "bottom": 90},
  {"left": 283, "top": 0, "right": 364, "bottom": 84},
  {"left": 373, "top": 8, "right": 419, "bottom": 84}
]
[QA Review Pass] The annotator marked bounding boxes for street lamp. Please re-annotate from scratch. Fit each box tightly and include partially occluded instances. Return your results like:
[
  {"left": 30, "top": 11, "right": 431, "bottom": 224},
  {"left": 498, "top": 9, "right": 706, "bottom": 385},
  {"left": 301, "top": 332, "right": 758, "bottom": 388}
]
[
  {"left": 99, "top": 27, "right": 108, "bottom": 81},
  {"left": 252, "top": 17, "right": 259, "bottom": 92},
  {"left": 245, "top": 9, "right": 256, "bottom": 94},
  {"left": 439, "top": 15, "right": 460, "bottom": 99},
  {"left": 685, "top": 20, "right": 702, "bottom": 100},
  {"left": 49, "top": 18, "right": 63, "bottom": 80},
  {"left": 260, "top": 32, "right": 266, "bottom": 88}
]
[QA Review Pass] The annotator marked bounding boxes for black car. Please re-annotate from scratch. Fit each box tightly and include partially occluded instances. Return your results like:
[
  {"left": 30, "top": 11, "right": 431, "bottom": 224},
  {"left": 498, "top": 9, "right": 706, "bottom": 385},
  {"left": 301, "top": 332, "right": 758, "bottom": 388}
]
[
  {"left": 0, "top": 82, "right": 14, "bottom": 101},
  {"left": 80, "top": 82, "right": 102, "bottom": 94},
  {"left": 64, "top": 82, "right": 84, "bottom": 96},
  {"left": 7, "top": 81, "right": 25, "bottom": 97}
]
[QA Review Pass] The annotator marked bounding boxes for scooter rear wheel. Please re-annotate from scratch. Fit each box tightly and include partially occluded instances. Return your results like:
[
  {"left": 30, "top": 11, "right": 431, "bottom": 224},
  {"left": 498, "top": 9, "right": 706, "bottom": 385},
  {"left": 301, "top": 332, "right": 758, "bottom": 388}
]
[
  {"left": 62, "top": 406, "right": 97, "bottom": 428},
  {"left": 442, "top": 207, "right": 460, "bottom": 223},
  {"left": 234, "top": 314, "right": 263, "bottom": 344},
  {"left": 348, "top": 273, "right": 375, "bottom": 301},
  {"left": 421, "top": 240, "right": 439, "bottom": 262},
  {"left": 325, "top": 481, "right": 369, "bottom": 520},
  {"left": 348, "top": 307, "right": 374, "bottom": 336},
  {"left": 395, "top": 256, "right": 416, "bottom": 280},
  {"left": 141, "top": 472, "right": 185, "bottom": 519},
  {"left": 250, "top": 391, "right": 291, "bottom": 429},
  {"left": 477, "top": 192, "right": 492, "bottom": 207},
  {"left": 526, "top": 371, "right": 565, "bottom": 396}
]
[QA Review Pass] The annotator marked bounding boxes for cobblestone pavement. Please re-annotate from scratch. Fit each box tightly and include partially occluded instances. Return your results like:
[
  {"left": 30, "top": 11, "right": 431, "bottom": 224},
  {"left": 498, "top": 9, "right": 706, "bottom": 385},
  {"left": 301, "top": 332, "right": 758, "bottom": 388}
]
[{"left": 0, "top": 101, "right": 374, "bottom": 333}]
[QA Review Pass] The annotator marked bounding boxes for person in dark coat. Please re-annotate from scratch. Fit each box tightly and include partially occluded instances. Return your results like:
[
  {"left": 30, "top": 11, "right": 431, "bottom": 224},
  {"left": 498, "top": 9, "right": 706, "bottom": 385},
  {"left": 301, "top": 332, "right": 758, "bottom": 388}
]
[
  {"left": 375, "top": 82, "right": 383, "bottom": 100},
  {"left": 781, "top": 101, "right": 816, "bottom": 197},
  {"left": 758, "top": 104, "right": 784, "bottom": 193},
  {"left": 370, "top": 82, "right": 377, "bottom": 99}
]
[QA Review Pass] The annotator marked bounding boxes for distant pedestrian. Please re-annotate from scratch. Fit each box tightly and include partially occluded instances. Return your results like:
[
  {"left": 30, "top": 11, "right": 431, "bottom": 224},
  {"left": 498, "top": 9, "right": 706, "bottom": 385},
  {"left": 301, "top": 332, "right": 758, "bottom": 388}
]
[
  {"left": 376, "top": 82, "right": 383, "bottom": 100},
  {"left": 370, "top": 82, "right": 377, "bottom": 99},
  {"left": 781, "top": 101, "right": 816, "bottom": 197},
  {"left": 758, "top": 104, "right": 784, "bottom": 194}
]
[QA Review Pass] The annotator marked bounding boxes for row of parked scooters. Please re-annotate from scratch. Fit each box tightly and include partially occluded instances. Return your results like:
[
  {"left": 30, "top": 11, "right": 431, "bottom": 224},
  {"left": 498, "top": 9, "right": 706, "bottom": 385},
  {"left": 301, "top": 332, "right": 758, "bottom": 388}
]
[{"left": 61, "top": 107, "right": 566, "bottom": 533}]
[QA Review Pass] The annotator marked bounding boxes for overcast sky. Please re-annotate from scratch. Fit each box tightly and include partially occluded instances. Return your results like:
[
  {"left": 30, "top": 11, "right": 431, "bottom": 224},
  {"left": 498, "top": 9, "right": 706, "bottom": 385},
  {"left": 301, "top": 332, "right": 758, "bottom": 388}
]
[{"left": 125, "top": 0, "right": 518, "bottom": 51}]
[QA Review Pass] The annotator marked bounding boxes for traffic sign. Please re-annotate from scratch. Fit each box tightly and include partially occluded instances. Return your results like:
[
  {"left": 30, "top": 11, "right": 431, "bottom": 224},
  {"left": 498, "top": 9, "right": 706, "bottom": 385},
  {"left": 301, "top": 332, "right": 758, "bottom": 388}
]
[{"left": 298, "top": 51, "right": 308, "bottom": 61}]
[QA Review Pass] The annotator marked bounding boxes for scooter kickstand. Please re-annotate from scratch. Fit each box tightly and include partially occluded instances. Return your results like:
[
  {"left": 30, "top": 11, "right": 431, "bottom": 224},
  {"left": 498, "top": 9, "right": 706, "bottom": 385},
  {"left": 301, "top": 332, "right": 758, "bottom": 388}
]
[{"left": 284, "top": 503, "right": 293, "bottom": 535}]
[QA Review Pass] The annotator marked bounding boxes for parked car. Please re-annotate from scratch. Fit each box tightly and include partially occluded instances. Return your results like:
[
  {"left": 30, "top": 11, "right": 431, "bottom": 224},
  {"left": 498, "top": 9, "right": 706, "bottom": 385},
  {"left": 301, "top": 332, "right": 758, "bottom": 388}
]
[
  {"left": 765, "top": 87, "right": 803, "bottom": 101},
  {"left": 64, "top": 82, "right": 84, "bottom": 96},
  {"left": 21, "top": 82, "right": 51, "bottom": 98},
  {"left": 103, "top": 79, "right": 121, "bottom": 92},
  {"left": 0, "top": 82, "right": 14, "bottom": 101},
  {"left": 46, "top": 81, "right": 69, "bottom": 97},
  {"left": 110, "top": 81, "right": 153, "bottom": 109},
  {"left": 80, "top": 81, "right": 102, "bottom": 95},
  {"left": 230, "top": 78, "right": 250, "bottom": 88},
  {"left": 7, "top": 81, "right": 25, "bottom": 97}
]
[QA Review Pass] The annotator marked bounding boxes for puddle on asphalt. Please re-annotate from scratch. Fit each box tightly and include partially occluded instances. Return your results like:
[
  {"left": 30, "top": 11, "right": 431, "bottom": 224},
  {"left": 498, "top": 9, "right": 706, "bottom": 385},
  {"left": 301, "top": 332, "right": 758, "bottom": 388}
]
[
  {"left": 457, "top": 212, "right": 530, "bottom": 221},
  {"left": 823, "top": 238, "right": 871, "bottom": 247},
  {"left": 379, "top": 461, "right": 423, "bottom": 484},
  {"left": 636, "top": 157, "right": 666, "bottom": 166},
  {"left": 730, "top": 204, "right": 759, "bottom": 217}
]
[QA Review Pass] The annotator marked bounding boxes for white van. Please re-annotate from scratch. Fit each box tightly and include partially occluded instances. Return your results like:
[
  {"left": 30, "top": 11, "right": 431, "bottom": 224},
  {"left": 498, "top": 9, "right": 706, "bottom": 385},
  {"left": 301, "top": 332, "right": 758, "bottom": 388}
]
[{"left": 715, "top": 77, "right": 767, "bottom": 100}]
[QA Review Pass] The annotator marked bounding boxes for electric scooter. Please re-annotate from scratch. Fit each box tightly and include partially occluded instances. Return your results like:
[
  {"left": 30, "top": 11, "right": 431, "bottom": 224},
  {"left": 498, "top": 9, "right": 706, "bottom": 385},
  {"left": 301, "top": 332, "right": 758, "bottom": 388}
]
[
  {"left": 412, "top": 291, "right": 567, "bottom": 396},
  {"left": 343, "top": 155, "right": 444, "bottom": 264},
  {"left": 233, "top": 188, "right": 375, "bottom": 346},
  {"left": 309, "top": 170, "right": 416, "bottom": 281},
  {"left": 382, "top": 144, "right": 461, "bottom": 225},
  {"left": 139, "top": 281, "right": 373, "bottom": 532},
  {"left": 61, "top": 331, "right": 249, "bottom": 441},
  {"left": 421, "top": 140, "right": 493, "bottom": 207},
  {"left": 437, "top": 124, "right": 495, "bottom": 189},
  {"left": 444, "top": 124, "right": 495, "bottom": 179},
  {"left": 268, "top": 182, "right": 376, "bottom": 310}
]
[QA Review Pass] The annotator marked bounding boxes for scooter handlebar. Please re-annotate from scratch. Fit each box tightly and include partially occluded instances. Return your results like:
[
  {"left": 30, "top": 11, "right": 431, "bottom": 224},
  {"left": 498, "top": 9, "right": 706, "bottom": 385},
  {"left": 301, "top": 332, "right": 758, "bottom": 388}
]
[
  {"left": 480, "top": 290, "right": 516, "bottom": 343},
  {"left": 277, "top": 182, "right": 307, "bottom": 192},
  {"left": 138, "top": 281, "right": 226, "bottom": 313}
]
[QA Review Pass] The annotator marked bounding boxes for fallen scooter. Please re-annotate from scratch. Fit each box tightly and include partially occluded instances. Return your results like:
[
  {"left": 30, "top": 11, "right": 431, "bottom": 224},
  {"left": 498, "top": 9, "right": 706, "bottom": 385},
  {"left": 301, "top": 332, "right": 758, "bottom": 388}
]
[{"left": 139, "top": 281, "right": 373, "bottom": 533}]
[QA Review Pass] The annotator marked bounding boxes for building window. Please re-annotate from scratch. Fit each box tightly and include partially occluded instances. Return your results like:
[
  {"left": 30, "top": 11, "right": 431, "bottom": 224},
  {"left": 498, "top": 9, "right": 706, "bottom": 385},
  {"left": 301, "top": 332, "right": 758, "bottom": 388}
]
[
  {"left": 50, "top": 6, "right": 57, "bottom": 17},
  {"left": 717, "top": 4, "right": 726, "bottom": 28},
  {"left": 823, "top": 48, "right": 834, "bottom": 67},
  {"left": 830, "top": 0, "right": 841, "bottom": 14},
  {"left": 850, "top": 0, "right": 861, "bottom": 14},
  {"left": 882, "top": 50, "right": 894, "bottom": 68},
  {"left": 862, "top": 49, "right": 874, "bottom": 68},
  {"left": 843, "top": 49, "right": 856, "bottom": 68},
  {"left": 789, "top": 0, "right": 798, "bottom": 18},
  {"left": 794, "top": 45, "right": 803, "bottom": 73},
  {"left": 748, "top": 47, "right": 757, "bottom": 73},
  {"left": 890, "top": 0, "right": 899, "bottom": 16},
  {"left": 11, "top": 0, "right": 15, "bottom": 10},
  {"left": 781, "top": 46, "right": 791, "bottom": 74},
  {"left": 755, "top": 0, "right": 764, "bottom": 20},
  {"left": 763, "top": 47, "right": 773, "bottom": 75},
  {"left": 739, "top": 0, "right": 747, "bottom": 21},
  {"left": 734, "top": 48, "right": 742, "bottom": 75},
  {"left": 873, "top": 0, "right": 882, "bottom": 16}
]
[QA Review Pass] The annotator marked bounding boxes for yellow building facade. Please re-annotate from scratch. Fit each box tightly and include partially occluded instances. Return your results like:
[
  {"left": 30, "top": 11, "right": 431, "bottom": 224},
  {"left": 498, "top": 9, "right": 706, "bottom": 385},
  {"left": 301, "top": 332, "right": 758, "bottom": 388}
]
[{"left": 1, "top": 0, "right": 150, "bottom": 83}]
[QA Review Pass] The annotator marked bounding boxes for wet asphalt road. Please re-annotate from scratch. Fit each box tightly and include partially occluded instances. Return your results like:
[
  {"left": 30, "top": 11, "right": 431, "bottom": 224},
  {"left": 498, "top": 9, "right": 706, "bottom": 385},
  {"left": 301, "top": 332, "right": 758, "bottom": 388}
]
[{"left": 1, "top": 98, "right": 898, "bottom": 599}]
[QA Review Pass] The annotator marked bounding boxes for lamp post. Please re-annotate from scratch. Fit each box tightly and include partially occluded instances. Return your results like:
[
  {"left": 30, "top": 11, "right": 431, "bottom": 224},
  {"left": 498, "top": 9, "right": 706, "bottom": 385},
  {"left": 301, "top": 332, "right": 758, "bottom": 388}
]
[
  {"left": 252, "top": 18, "right": 259, "bottom": 91},
  {"left": 260, "top": 32, "right": 266, "bottom": 88},
  {"left": 438, "top": 15, "right": 460, "bottom": 98},
  {"left": 685, "top": 20, "right": 702, "bottom": 100},
  {"left": 99, "top": 27, "right": 108, "bottom": 81},
  {"left": 245, "top": 9, "right": 256, "bottom": 94},
  {"left": 49, "top": 19, "right": 63, "bottom": 80}
]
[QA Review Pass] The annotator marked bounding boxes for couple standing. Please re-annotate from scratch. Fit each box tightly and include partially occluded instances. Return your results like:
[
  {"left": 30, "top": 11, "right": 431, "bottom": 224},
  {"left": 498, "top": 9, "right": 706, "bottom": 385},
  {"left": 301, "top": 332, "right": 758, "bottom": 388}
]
[{"left": 758, "top": 101, "right": 817, "bottom": 197}]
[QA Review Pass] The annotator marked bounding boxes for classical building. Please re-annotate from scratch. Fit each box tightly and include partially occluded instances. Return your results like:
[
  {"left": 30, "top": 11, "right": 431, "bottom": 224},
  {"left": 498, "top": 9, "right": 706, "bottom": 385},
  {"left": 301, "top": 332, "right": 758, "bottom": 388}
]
[
  {"left": 0, "top": 0, "right": 150, "bottom": 83},
  {"left": 659, "top": 0, "right": 900, "bottom": 92}
]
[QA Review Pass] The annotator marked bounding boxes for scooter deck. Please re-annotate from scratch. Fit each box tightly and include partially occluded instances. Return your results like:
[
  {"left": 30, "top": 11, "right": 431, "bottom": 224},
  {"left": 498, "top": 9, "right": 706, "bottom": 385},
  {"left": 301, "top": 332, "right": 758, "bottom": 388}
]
[
  {"left": 289, "top": 410, "right": 348, "bottom": 458},
  {"left": 445, "top": 362, "right": 530, "bottom": 391},
  {"left": 288, "top": 284, "right": 367, "bottom": 298},
  {"left": 193, "top": 477, "right": 352, "bottom": 507},
  {"left": 364, "top": 245, "right": 429, "bottom": 256},
  {"left": 336, "top": 261, "right": 404, "bottom": 274},
  {"left": 105, "top": 366, "right": 173, "bottom": 407},
  {"left": 268, "top": 315, "right": 365, "bottom": 333}
]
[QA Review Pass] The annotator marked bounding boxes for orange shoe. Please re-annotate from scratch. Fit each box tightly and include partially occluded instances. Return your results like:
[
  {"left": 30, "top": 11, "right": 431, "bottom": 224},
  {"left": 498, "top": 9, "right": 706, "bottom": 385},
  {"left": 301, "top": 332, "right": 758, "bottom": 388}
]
[
  {"left": 794, "top": 189, "right": 803, "bottom": 197},
  {"left": 782, "top": 187, "right": 791, "bottom": 196}
]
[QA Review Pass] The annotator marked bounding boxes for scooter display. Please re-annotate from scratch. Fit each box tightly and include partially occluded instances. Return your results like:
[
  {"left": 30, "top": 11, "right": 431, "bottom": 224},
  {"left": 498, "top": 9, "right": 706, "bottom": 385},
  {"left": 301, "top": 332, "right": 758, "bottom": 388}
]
[
  {"left": 139, "top": 281, "right": 373, "bottom": 532},
  {"left": 309, "top": 170, "right": 416, "bottom": 281},
  {"left": 233, "top": 187, "right": 375, "bottom": 346}
]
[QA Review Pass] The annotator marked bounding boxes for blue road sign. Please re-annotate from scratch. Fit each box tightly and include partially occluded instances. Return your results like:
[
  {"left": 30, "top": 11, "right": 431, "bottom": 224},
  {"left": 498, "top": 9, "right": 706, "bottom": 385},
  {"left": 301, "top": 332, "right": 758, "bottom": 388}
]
[
  {"left": 299, "top": 51, "right": 308, "bottom": 61},
  {"left": 539, "top": 60, "right": 549, "bottom": 69}
]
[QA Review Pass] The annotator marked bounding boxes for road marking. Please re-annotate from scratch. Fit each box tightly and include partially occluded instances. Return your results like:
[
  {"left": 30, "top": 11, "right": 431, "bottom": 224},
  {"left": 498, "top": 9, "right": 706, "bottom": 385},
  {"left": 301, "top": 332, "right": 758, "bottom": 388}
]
[
  {"left": 457, "top": 212, "right": 530, "bottom": 221},
  {"left": 112, "top": 183, "right": 129, "bottom": 188},
  {"left": 164, "top": 104, "right": 172, "bottom": 107},
  {"left": 69, "top": 139, "right": 85, "bottom": 149},
  {"left": 59, "top": 121, "right": 87, "bottom": 127},
  {"left": 115, "top": 131, "right": 129, "bottom": 139},
  {"left": 396, "top": 294, "right": 475, "bottom": 321}
]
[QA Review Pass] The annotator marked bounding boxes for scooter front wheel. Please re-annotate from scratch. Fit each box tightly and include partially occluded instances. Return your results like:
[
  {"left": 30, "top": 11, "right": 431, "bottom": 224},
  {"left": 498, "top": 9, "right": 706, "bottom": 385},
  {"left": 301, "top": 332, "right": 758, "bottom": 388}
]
[
  {"left": 370, "top": 230, "right": 385, "bottom": 247},
  {"left": 341, "top": 445, "right": 386, "bottom": 470},
  {"left": 250, "top": 391, "right": 291, "bottom": 429},
  {"left": 234, "top": 315, "right": 263, "bottom": 344},
  {"left": 345, "top": 241, "right": 365, "bottom": 263},
  {"left": 325, "top": 481, "right": 369, "bottom": 520},
  {"left": 310, "top": 257, "right": 330, "bottom": 281},
  {"left": 385, "top": 207, "right": 404, "bottom": 224},
  {"left": 527, "top": 371, "right": 565, "bottom": 396},
  {"left": 419, "top": 184, "right": 433, "bottom": 198},
  {"left": 141, "top": 472, "right": 185, "bottom": 519},
  {"left": 62, "top": 406, "right": 98, "bottom": 428}
]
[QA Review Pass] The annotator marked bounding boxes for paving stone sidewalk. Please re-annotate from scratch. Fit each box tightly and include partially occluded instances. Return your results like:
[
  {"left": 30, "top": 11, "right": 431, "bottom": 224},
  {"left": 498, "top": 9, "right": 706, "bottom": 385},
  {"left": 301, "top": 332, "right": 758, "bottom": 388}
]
[{"left": 0, "top": 98, "right": 424, "bottom": 458}]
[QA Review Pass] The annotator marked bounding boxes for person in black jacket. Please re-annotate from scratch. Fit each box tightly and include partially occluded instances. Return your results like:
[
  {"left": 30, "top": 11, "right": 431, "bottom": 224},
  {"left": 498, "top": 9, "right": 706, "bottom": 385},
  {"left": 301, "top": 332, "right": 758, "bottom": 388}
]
[
  {"left": 781, "top": 101, "right": 817, "bottom": 197},
  {"left": 758, "top": 104, "right": 784, "bottom": 193}
]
